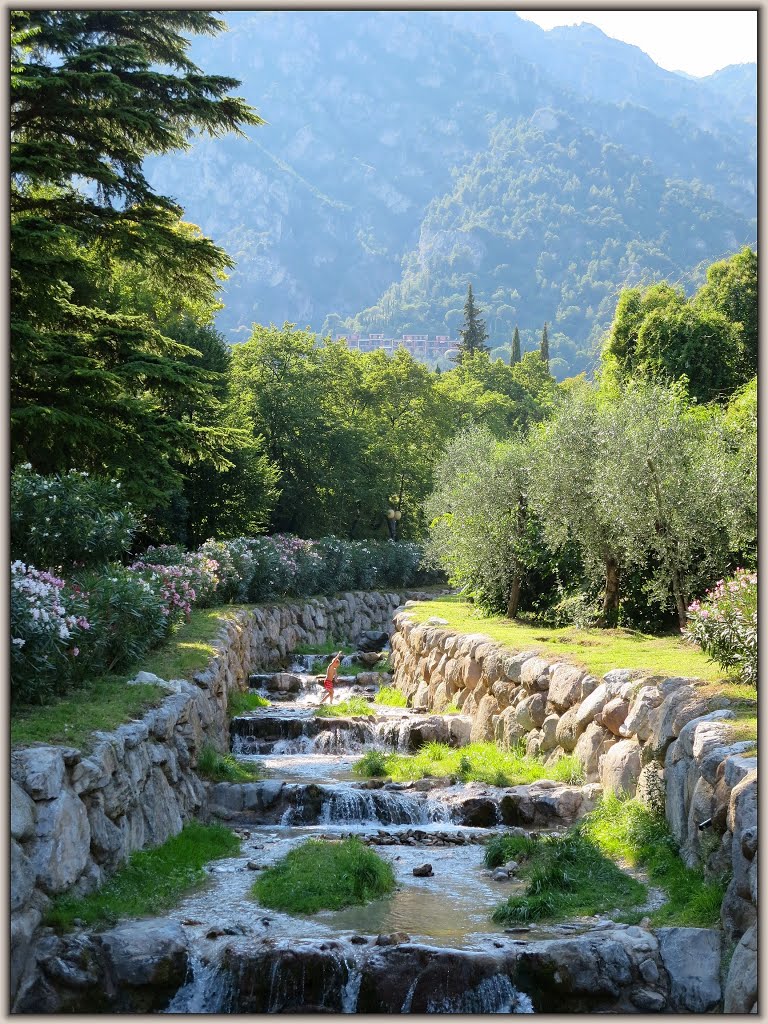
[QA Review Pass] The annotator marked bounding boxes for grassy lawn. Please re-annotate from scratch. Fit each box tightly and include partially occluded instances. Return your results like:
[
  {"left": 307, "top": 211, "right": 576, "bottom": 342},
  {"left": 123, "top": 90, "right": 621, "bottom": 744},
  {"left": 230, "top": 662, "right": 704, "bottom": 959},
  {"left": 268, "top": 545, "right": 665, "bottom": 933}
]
[
  {"left": 406, "top": 596, "right": 728, "bottom": 683},
  {"left": 46, "top": 822, "right": 240, "bottom": 929},
  {"left": 252, "top": 837, "right": 395, "bottom": 914},
  {"left": 11, "top": 605, "right": 256, "bottom": 752},
  {"left": 353, "top": 741, "right": 584, "bottom": 787},
  {"left": 142, "top": 604, "right": 256, "bottom": 681},
  {"left": 10, "top": 678, "right": 166, "bottom": 751}
]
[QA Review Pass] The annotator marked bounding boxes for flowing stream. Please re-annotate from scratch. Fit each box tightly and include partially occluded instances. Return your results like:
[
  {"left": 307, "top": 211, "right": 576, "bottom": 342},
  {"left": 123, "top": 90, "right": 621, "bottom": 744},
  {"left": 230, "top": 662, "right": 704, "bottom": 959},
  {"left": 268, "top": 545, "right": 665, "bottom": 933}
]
[{"left": 164, "top": 647, "right": 539, "bottom": 1012}]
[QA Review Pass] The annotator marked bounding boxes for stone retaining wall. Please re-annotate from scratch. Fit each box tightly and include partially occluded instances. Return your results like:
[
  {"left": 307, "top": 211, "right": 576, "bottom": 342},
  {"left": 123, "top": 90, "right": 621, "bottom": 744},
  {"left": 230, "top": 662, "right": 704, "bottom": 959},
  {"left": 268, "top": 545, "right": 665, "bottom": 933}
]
[
  {"left": 390, "top": 605, "right": 758, "bottom": 1011},
  {"left": 10, "top": 589, "right": 422, "bottom": 1009}
]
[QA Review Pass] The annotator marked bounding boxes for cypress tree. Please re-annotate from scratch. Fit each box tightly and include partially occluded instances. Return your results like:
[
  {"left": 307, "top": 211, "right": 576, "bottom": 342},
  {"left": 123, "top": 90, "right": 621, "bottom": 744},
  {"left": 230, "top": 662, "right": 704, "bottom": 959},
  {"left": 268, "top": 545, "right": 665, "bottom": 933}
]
[
  {"left": 453, "top": 284, "right": 490, "bottom": 364},
  {"left": 540, "top": 321, "right": 550, "bottom": 368},
  {"left": 511, "top": 325, "right": 521, "bottom": 365}
]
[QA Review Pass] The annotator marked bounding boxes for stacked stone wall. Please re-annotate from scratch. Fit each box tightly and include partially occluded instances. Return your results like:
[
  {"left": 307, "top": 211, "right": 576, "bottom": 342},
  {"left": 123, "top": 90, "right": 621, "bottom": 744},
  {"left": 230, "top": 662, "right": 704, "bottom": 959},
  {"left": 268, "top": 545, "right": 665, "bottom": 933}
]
[
  {"left": 10, "top": 589, "right": 421, "bottom": 1008},
  {"left": 390, "top": 605, "right": 757, "bottom": 1010}
]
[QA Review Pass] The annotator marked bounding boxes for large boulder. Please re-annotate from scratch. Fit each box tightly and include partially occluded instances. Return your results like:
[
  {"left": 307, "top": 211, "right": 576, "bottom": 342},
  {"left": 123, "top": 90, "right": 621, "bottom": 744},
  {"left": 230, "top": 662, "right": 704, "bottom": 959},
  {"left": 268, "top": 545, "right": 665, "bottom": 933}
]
[
  {"left": 514, "top": 692, "right": 547, "bottom": 731},
  {"left": 656, "top": 927, "right": 721, "bottom": 1013},
  {"left": 29, "top": 788, "right": 91, "bottom": 895},
  {"left": 469, "top": 694, "right": 499, "bottom": 743},
  {"left": 12, "top": 748, "right": 66, "bottom": 800},
  {"left": 598, "top": 739, "right": 641, "bottom": 797},
  {"left": 573, "top": 683, "right": 609, "bottom": 731},
  {"left": 555, "top": 705, "right": 585, "bottom": 752},
  {"left": 494, "top": 706, "right": 525, "bottom": 750},
  {"left": 10, "top": 840, "right": 36, "bottom": 913},
  {"left": 509, "top": 928, "right": 665, "bottom": 1013},
  {"left": 619, "top": 684, "right": 664, "bottom": 741},
  {"left": 574, "top": 722, "right": 616, "bottom": 781},
  {"left": 11, "top": 778, "right": 36, "bottom": 841},
  {"left": 600, "top": 697, "right": 629, "bottom": 736},
  {"left": 99, "top": 919, "right": 189, "bottom": 1012},
  {"left": 723, "top": 924, "right": 757, "bottom": 1013},
  {"left": 519, "top": 657, "right": 551, "bottom": 692},
  {"left": 547, "top": 664, "right": 585, "bottom": 713}
]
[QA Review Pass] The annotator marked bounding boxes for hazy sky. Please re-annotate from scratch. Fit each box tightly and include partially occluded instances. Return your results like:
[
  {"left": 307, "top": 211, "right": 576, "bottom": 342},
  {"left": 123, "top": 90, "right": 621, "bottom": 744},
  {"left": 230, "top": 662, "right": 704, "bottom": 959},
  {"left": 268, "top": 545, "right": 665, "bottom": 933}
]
[{"left": 515, "top": 10, "right": 757, "bottom": 77}]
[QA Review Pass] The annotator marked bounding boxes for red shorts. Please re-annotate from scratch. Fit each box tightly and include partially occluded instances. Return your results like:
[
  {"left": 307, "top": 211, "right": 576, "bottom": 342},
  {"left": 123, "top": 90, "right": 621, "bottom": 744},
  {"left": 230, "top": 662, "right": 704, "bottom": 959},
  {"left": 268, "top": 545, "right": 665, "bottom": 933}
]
[{"left": 323, "top": 678, "right": 334, "bottom": 691}]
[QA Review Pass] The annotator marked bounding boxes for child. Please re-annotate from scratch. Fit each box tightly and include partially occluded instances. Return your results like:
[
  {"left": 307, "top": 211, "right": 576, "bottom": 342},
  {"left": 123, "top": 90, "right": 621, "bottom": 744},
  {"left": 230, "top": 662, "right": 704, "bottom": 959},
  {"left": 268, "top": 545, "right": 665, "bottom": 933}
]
[{"left": 317, "top": 651, "right": 343, "bottom": 705}]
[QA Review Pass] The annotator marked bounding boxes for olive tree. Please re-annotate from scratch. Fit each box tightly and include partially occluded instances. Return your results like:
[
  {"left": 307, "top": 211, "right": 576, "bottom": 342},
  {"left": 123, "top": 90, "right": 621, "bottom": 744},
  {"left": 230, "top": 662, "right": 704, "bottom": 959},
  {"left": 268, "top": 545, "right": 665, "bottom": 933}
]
[
  {"left": 527, "top": 380, "right": 637, "bottom": 626},
  {"left": 605, "top": 380, "right": 746, "bottom": 627},
  {"left": 425, "top": 425, "right": 532, "bottom": 617}
]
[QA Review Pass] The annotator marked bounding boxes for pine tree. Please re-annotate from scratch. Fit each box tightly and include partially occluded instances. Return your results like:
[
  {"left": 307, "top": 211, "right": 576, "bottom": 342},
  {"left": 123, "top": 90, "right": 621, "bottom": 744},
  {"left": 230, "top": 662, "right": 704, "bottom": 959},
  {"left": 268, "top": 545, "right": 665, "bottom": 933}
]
[
  {"left": 540, "top": 322, "right": 550, "bottom": 368},
  {"left": 511, "top": 325, "right": 521, "bottom": 365},
  {"left": 453, "top": 284, "right": 490, "bottom": 364},
  {"left": 10, "top": 12, "right": 263, "bottom": 502}
]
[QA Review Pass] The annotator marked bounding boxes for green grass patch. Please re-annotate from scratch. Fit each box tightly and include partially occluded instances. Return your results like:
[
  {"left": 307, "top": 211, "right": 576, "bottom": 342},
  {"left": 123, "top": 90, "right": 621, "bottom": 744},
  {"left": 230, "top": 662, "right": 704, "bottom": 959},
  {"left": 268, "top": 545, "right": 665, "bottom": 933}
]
[
  {"left": 353, "top": 741, "right": 584, "bottom": 787},
  {"left": 143, "top": 605, "right": 256, "bottom": 681},
  {"left": 46, "top": 822, "right": 240, "bottom": 929},
  {"left": 196, "top": 743, "right": 261, "bottom": 783},
  {"left": 484, "top": 833, "right": 540, "bottom": 868},
  {"left": 406, "top": 596, "right": 727, "bottom": 683},
  {"left": 491, "top": 830, "right": 647, "bottom": 924},
  {"left": 228, "top": 690, "right": 270, "bottom": 716},
  {"left": 580, "top": 795, "right": 728, "bottom": 928},
  {"left": 10, "top": 678, "right": 165, "bottom": 752},
  {"left": 441, "top": 702, "right": 462, "bottom": 714},
  {"left": 293, "top": 639, "right": 355, "bottom": 656},
  {"left": 374, "top": 686, "right": 408, "bottom": 707},
  {"left": 252, "top": 837, "right": 395, "bottom": 914},
  {"left": 315, "top": 696, "right": 375, "bottom": 717}
]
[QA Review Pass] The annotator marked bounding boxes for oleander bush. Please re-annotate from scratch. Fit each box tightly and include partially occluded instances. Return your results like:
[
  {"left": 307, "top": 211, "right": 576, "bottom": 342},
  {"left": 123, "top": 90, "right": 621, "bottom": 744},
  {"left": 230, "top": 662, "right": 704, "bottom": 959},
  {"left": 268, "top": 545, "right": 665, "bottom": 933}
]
[
  {"left": 684, "top": 569, "right": 757, "bottom": 685},
  {"left": 11, "top": 469, "right": 427, "bottom": 706},
  {"left": 11, "top": 465, "right": 140, "bottom": 570}
]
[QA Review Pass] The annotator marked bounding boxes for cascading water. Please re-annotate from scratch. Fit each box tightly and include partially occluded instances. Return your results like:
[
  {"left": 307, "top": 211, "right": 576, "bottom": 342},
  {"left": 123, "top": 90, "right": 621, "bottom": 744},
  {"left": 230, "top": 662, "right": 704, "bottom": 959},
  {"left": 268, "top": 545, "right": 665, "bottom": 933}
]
[
  {"left": 164, "top": 954, "right": 234, "bottom": 1013},
  {"left": 319, "top": 788, "right": 450, "bottom": 826},
  {"left": 426, "top": 974, "right": 534, "bottom": 1013}
]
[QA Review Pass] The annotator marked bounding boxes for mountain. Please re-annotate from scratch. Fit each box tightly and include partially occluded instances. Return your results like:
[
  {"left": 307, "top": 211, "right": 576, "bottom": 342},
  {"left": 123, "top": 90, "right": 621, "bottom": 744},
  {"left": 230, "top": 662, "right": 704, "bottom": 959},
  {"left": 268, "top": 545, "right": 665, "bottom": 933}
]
[
  {"left": 144, "top": 11, "right": 756, "bottom": 375},
  {"left": 342, "top": 110, "right": 756, "bottom": 377}
]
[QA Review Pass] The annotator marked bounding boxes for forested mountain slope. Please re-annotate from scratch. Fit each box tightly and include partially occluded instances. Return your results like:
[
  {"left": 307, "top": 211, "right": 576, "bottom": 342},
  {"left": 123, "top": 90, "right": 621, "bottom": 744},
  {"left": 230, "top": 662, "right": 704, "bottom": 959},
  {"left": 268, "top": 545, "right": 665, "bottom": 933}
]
[
  {"left": 144, "top": 10, "right": 756, "bottom": 375},
  {"left": 343, "top": 111, "right": 756, "bottom": 376}
]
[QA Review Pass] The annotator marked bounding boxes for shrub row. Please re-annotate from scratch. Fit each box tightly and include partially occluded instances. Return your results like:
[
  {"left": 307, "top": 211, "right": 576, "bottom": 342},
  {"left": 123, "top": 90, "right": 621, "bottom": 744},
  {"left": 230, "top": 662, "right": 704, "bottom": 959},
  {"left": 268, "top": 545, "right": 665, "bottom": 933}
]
[{"left": 11, "top": 468, "right": 427, "bottom": 705}]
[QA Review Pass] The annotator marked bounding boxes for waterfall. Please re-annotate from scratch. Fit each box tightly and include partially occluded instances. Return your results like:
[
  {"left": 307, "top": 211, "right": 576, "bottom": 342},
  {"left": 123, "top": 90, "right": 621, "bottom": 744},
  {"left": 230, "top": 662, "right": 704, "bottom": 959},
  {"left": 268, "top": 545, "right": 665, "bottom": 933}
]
[
  {"left": 340, "top": 962, "right": 363, "bottom": 1013},
  {"left": 164, "top": 954, "right": 233, "bottom": 1013},
  {"left": 319, "top": 787, "right": 450, "bottom": 825},
  {"left": 426, "top": 973, "right": 534, "bottom": 1013}
]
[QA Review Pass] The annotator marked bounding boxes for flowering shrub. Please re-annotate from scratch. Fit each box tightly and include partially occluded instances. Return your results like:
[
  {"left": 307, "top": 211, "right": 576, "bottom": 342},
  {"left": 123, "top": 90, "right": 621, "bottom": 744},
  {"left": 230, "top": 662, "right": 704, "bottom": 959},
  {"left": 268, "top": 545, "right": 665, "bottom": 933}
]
[
  {"left": 10, "top": 561, "right": 90, "bottom": 703},
  {"left": 76, "top": 567, "right": 168, "bottom": 674},
  {"left": 128, "top": 561, "right": 197, "bottom": 624},
  {"left": 684, "top": 569, "right": 757, "bottom": 685},
  {"left": 314, "top": 537, "right": 356, "bottom": 592},
  {"left": 11, "top": 465, "right": 140, "bottom": 570}
]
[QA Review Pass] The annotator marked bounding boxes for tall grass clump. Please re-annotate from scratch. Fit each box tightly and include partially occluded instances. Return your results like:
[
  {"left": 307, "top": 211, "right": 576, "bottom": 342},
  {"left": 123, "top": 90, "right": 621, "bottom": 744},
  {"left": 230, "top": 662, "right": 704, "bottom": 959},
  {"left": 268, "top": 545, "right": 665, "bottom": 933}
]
[
  {"left": 315, "top": 696, "right": 374, "bottom": 718},
  {"left": 374, "top": 684, "right": 409, "bottom": 708},
  {"left": 252, "top": 837, "right": 395, "bottom": 914},
  {"left": 196, "top": 744, "right": 261, "bottom": 783}
]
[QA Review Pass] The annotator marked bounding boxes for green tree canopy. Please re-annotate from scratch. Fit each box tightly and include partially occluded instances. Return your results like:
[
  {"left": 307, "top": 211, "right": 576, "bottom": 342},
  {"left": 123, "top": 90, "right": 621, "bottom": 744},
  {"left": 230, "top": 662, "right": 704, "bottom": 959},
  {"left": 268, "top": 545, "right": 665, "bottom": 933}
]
[{"left": 11, "top": 11, "right": 262, "bottom": 508}]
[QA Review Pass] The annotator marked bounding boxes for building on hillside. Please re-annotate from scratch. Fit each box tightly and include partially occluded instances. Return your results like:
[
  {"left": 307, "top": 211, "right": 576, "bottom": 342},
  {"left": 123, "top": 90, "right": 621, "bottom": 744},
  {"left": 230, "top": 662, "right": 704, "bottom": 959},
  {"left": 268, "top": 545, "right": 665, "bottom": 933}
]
[{"left": 334, "top": 332, "right": 458, "bottom": 359}]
